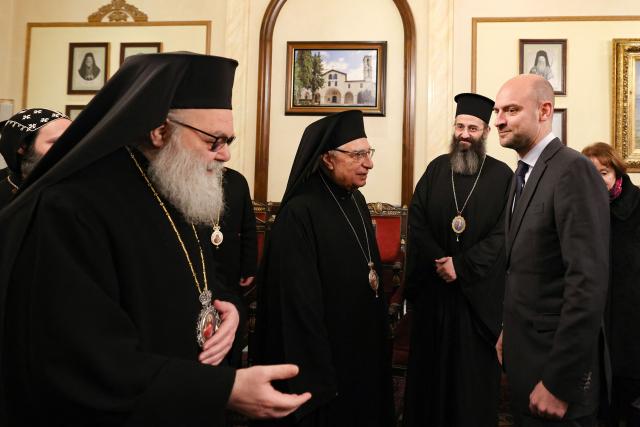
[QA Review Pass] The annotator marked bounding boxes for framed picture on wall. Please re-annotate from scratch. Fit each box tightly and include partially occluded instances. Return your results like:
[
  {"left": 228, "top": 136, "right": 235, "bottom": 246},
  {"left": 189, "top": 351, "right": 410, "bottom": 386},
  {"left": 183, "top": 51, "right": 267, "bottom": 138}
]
[
  {"left": 613, "top": 38, "right": 640, "bottom": 171},
  {"left": 285, "top": 41, "right": 387, "bottom": 116},
  {"left": 65, "top": 104, "right": 85, "bottom": 121},
  {"left": 0, "top": 99, "right": 14, "bottom": 121},
  {"left": 119, "top": 42, "right": 162, "bottom": 65},
  {"left": 519, "top": 39, "right": 567, "bottom": 95},
  {"left": 67, "top": 43, "right": 109, "bottom": 95},
  {"left": 552, "top": 108, "right": 567, "bottom": 145}
]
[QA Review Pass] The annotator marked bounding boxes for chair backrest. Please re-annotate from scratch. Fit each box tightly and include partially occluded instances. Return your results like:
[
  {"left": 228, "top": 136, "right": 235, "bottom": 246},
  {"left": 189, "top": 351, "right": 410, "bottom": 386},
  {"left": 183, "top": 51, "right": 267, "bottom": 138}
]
[{"left": 367, "top": 202, "right": 407, "bottom": 265}]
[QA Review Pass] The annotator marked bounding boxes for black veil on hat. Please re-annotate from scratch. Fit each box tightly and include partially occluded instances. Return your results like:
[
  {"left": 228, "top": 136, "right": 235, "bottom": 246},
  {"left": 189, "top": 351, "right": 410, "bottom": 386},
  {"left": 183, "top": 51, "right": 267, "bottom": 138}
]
[
  {"left": 0, "top": 109, "right": 69, "bottom": 176},
  {"left": 281, "top": 110, "right": 366, "bottom": 207},
  {"left": 454, "top": 92, "right": 494, "bottom": 124},
  {"left": 0, "top": 52, "right": 238, "bottom": 420}
]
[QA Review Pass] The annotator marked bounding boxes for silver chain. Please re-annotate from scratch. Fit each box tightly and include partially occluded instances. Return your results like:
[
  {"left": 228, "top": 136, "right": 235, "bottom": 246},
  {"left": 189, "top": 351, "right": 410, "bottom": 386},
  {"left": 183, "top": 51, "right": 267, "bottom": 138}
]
[
  {"left": 451, "top": 155, "right": 487, "bottom": 215},
  {"left": 320, "top": 174, "right": 372, "bottom": 265}
]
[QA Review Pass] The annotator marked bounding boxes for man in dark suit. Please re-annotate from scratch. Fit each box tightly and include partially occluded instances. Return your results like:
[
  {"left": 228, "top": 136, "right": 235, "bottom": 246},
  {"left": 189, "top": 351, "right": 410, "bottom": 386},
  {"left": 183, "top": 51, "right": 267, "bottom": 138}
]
[{"left": 494, "top": 74, "right": 609, "bottom": 426}]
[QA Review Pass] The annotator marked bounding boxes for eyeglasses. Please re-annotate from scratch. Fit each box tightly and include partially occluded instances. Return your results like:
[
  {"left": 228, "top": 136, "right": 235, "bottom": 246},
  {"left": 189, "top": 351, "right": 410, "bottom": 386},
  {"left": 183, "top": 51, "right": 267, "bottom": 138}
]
[
  {"left": 332, "top": 148, "right": 376, "bottom": 161},
  {"left": 167, "top": 118, "right": 236, "bottom": 152}
]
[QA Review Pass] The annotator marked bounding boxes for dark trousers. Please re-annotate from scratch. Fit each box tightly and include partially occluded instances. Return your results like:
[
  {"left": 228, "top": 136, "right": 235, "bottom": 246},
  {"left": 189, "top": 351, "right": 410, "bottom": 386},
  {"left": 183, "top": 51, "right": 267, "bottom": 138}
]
[
  {"left": 603, "top": 376, "right": 640, "bottom": 427},
  {"left": 513, "top": 413, "right": 597, "bottom": 427}
]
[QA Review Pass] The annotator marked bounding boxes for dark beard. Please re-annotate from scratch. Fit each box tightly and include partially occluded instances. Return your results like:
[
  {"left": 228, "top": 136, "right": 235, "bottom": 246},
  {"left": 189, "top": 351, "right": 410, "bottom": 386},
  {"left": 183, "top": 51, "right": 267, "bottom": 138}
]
[
  {"left": 449, "top": 134, "right": 487, "bottom": 175},
  {"left": 20, "top": 145, "right": 43, "bottom": 180}
]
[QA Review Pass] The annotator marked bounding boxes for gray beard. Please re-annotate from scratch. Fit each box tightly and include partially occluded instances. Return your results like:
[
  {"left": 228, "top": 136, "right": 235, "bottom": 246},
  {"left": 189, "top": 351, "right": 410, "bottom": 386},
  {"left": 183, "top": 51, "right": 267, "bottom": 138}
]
[
  {"left": 20, "top": 145, "right": 43, "bottom": 180},
  {"left": 147, "top": 131, "right": 225, "bottom": 226},
  {"left": 449, "top": 134, "right": 486, "bottom": 176}
]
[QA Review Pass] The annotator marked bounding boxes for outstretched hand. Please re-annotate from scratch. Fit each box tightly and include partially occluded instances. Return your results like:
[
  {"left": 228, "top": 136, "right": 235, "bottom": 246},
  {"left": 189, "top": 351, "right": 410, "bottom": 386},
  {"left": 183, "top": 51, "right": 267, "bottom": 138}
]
[{"left": 228, "top": 364, "right": 312, "bottom": 419}]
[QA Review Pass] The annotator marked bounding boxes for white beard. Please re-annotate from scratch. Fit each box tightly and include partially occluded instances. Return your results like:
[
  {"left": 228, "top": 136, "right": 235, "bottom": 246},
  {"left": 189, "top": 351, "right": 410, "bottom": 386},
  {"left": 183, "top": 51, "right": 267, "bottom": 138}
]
[{"left": 147, "top": 130, "right": 225, "bottom": 226}]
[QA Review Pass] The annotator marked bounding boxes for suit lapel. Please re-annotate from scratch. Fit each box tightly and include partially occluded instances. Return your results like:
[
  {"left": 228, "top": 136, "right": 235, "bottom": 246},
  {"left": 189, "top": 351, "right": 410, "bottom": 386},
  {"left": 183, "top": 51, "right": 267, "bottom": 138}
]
[{"left": 506, "top": 138, "right": 564, "bottom": 261}]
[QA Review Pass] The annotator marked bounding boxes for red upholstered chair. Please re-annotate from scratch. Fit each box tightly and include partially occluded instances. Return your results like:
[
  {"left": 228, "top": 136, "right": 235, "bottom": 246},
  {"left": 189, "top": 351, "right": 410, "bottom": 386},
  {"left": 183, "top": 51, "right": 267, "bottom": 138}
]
[{"left": 367, "top": 202, "right": 407, "bottom": 310}]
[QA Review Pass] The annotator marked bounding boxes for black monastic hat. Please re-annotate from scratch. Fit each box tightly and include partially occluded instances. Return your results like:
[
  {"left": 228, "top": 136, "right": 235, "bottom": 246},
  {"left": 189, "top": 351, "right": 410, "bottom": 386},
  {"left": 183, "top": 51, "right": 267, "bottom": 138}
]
[
  {"left": 454, "top": 92, "right": 494, "bottom": 124},
  {"left": 0, "top": 109, "right": 69, "bottom": 175},
  {"left": 281, "top": 110, "right": 367, "bottom": 207}
]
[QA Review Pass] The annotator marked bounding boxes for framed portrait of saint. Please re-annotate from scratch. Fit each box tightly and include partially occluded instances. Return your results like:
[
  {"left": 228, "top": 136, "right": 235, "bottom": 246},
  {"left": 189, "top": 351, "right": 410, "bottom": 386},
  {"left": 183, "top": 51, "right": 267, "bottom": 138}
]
[
  {"left": 67, "top": 43, "right": 109, "bottom": 95},
  {"left": 519, "top": 39, "right": 567, "bottom": 95},
  {"left": 119, "top": 42, "right": 162, "bottom": 66}
]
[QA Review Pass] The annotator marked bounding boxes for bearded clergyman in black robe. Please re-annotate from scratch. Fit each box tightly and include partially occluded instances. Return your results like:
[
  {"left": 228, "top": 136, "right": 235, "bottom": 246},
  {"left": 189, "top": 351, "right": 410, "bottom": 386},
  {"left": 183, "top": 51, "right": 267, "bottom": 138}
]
[
  {"left": 254, "top": 110, "right": 394, "bottom": 427},
  {"left": 402, "top": 93, "right": 513, "bottom": 427},
  {"left": 0, "top": 52, "right": 310, "bottom": 426}
]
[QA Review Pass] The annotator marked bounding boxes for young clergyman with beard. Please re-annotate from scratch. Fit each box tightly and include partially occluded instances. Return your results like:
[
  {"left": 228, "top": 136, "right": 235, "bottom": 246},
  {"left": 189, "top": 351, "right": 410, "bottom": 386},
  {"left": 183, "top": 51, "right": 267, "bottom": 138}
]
[
  {"left": 403, "top": 93, "right": 513, "bottom": 427},
  {"left": 0, "top": 52, "right": 310, "bottom": 426}
]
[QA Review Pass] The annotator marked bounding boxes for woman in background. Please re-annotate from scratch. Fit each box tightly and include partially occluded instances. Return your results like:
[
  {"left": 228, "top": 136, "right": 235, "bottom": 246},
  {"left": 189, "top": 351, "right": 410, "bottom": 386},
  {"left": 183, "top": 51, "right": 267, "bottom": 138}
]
[{"left": 583, "top": 142, "right": 640, "bottom": 427}]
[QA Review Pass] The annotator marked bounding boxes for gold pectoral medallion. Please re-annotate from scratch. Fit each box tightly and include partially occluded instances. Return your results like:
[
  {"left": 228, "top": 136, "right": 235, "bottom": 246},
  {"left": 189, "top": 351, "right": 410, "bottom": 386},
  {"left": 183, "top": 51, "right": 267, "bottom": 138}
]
[
  {"left": 211, "top": 225, "right": 224, "bottom": 249},
  {"left": 196, "top": 289, "right": 221, "bottom": 348}
]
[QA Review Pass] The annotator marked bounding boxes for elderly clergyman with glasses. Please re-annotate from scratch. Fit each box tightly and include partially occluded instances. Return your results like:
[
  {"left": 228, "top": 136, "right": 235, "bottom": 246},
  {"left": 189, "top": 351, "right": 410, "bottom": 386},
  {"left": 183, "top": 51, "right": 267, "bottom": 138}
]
[
  {"left": 402, "top": 93, "right": 513, "bottom": 427},
  {"left": 254, "top": 110, "right": 394, "bottom": 427}
]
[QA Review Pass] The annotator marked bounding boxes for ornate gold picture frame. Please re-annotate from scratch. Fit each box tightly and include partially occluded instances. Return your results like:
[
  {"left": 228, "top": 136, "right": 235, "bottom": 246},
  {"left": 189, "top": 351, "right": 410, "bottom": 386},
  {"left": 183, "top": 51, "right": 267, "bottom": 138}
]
[{"left": 613, "top": 39, "right": 640, "bottom": 171}]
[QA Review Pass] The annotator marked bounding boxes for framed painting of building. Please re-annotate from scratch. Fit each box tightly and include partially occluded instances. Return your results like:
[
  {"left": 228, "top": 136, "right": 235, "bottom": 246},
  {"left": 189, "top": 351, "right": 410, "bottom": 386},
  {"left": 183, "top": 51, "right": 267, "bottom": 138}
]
[
  {"left": 285, "top": 41, "right": 387, "bottom": 116},
  {"left": 613, "top": 39, "right": 640, "bottom": 171}
]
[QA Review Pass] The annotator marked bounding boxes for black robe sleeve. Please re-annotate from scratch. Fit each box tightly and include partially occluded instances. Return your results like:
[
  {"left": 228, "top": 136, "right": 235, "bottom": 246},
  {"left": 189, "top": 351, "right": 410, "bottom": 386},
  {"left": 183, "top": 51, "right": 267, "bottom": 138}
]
[
  {"left": 257, "top": 204, "right": 338, "bottom": 421},
  {"left": 451, "top": 188, "right": 508, "bottom": 284},
  {"left": 404, "top": 166, "right": 446, "bottom": 302},
  {"left": 7, "top": 190, "right": 236, "bottom": 425},
  {"left": 239, "top": 177, "right": 258, "bottom": 280}
]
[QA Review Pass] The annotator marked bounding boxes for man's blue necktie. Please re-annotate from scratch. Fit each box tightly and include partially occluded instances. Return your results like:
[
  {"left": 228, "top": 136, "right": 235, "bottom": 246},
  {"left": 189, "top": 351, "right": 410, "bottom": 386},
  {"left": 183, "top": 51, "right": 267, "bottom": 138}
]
[{"left": 514, "top": 160, "right": 529, "bottom": 208}]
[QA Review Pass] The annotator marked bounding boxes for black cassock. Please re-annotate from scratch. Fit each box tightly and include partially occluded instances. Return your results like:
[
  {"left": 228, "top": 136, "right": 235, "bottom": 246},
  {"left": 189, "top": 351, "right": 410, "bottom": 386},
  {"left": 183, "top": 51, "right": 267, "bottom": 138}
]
[
  {"left": 254, "top": 172, "right": 394, "bottom": 427},
  {"left": 207, "top": 167, "right": 257, "bottom": 367},
  {"left": 0, "top": 170, "right": 18, "bottom": 209},
  {"left": 3, "top": 148, "right": 239, "bottom": 426},
  {"left": 209, "top": 167, "right": 257, "bottom": 288},
  {"left": 403, "top": 154, "right": 512, "bottom": 427}
]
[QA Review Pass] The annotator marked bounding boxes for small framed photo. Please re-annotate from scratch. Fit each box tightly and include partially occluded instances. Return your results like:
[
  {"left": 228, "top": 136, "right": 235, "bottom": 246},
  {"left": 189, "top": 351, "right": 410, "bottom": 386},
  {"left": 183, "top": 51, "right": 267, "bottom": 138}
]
[
  {"left": 552, "top": 108, "right": 567, "bottom": 145},
  {"left": 65, "top": 105, "right": 85, "bottom": 121},
  {"left": 67, "top": 43, "right": 109, "bottom": 94},
  {"left": 519, "top": 39, "right": 567, "bottom": 95},
  {"left": 119, "top": 42, "right": 162, "bottom": 66},
  {"left": 0, "top": 99, "right": 14, "bottom": 121},
  {"left": 285, "top": 41, "right": 387, "bottom": 116}
]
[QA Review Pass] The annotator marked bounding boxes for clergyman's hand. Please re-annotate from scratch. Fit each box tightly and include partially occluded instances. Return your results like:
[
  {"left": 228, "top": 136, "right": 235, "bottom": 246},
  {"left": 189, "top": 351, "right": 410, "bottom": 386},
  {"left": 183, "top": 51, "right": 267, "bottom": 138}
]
[
  {"left": 239, "top": 276, "right": 255, "bottom": 287},
  {"left": 228, "top": 364, "right": 312, "bottom": 419},
  {"left": 529, "top": 381, "right": 568, "bottom": 420},
  {"left": 435, "top": 257, "right": 457, "bottom": 282},
  {"left": 198, "top": 300, "right": 239, "bottom": 366}
]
